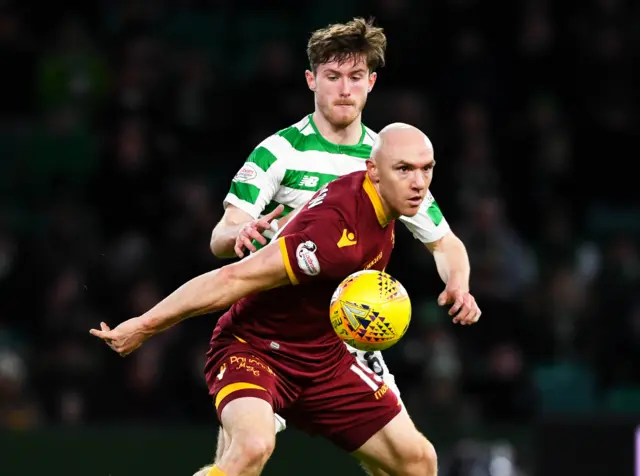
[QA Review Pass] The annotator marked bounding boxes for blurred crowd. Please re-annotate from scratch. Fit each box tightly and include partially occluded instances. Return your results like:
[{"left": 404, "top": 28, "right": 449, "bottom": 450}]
[{"left": 0, "top": 0, "right": 639, "bottom": 430}]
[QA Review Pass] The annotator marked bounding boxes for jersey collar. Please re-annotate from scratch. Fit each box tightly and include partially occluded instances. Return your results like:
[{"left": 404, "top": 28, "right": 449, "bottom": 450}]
[
  {"left": 308, "top": 114, "right": 367, "bottom": 153},
  {"left": 363, "top": 174, "right": 392, "bottom": 228}
]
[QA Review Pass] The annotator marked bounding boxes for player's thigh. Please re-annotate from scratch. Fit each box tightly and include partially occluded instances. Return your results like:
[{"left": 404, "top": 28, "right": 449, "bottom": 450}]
[
  {"left": 207, "top": 350, "right": 279, "bottom": 421},
  {"left": 220, "top": 397, "right": 276, "bottom": 449},
  {"left": 352, "top": 409, "right": 437, "bottom": 475},
  {"left": 352, "top": 349, "right": 404, "bottom": 405},
  {"left": 218, "top": 397, "right": 277, "bottom": 473},
  {"left": 215, "top": 412, "right": 286, "bottom": 463},
  {"left": 205, "top": 345, "right": 290, "bottom": 475},
  {"left": 292, "top": 358, "right": 401, "bottom": 454}
]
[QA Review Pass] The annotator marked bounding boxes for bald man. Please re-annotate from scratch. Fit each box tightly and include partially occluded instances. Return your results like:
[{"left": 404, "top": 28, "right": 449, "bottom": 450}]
[
  {"left": 206, "top": 111, "right": 479, "bottom": 475},
  {"left": 90, "top": 123, "right": 480, "bottom": 476}
]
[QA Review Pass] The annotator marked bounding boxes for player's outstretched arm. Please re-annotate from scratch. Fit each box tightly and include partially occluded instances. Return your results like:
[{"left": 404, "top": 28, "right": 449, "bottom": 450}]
[
  {"left": 89, "top": 241, "right": 292, "bottom": 356},
  {"left": 426, "top": 231, "right": 481, "bottom": 326}
]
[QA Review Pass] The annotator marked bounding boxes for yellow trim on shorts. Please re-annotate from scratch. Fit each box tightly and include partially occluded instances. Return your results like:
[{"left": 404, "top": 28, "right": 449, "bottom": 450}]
[
  {"left": 215, "top": 382, "right": 267, "bottom": 409},
  {"left": 278, "top": 237, "right": 299, "bottom": 285}
]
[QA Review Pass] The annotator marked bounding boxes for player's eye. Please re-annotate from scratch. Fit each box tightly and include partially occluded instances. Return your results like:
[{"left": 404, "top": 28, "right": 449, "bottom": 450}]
[
  {"left": 351, "top": 76, "right": 362, "bottom": 81},
  {"left": 328, "top": 76, "right": 338, "bottom": 81},
  {"left": 399, "top": 166, "right": 409, "bottom": 173}
]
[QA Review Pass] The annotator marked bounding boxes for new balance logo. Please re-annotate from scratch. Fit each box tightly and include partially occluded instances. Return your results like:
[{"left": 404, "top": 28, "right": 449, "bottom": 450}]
[
  {"left": 337, "top": 229, "right": 357, "bottom": 248},
  {"left": 299, "top": 175, "right": 319, "bottom": 188}
]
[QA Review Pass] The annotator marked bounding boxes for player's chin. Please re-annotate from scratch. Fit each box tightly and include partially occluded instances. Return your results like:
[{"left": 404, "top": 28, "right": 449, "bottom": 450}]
[
  {"left": 399, "top": 202, "right": 422, "bottom": 217},
  {"left": 329, "top": 109, "right": 358, "bottom": 126}
]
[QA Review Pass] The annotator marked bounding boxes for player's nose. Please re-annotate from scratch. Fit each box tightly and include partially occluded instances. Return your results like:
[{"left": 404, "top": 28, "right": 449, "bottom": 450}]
[
  {"left": 339, "top": 77, "right": 351, "bottom": 96},
  {"left": 412, "top": 170, "right": 426, "bottom": 190}
]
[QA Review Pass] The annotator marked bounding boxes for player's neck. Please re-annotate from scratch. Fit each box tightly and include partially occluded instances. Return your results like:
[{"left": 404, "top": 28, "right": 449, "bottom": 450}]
[
  {"left": 377, "top": 188, "right": 399, "bottom": 222},
  {"left": 368, "top": 176, "right": 399, "bottom": 224},
  {"left": 312, "top": 111, "right": 362, "bottom": 146}
]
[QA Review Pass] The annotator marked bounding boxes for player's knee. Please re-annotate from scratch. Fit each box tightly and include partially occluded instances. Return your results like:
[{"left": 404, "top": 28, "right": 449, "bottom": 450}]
[
  {"left": 398, "top": 436, "right": 437, "bottom": 476},
  {"left": 233, "top": 433, "right": 275, "bottom": 469},
  {"left": 421, "top": 439, "right": 438, "bottom": 474}
]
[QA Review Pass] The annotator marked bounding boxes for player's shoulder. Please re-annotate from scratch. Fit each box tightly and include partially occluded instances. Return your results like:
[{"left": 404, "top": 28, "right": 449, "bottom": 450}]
[
  {"left": 272, "top": 115, "right": 316, "bottom": 152},
  {"left": 328, "top": 170, "right": 366, "bottom": 195},
  {"left": 249, "top": 116, "right": 312, "bottom": 165},
  {"left": 307, "top": 171, "right": 364, "bottom": 219}
]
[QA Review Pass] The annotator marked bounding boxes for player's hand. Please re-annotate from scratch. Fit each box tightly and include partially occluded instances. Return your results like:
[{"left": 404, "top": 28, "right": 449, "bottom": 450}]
[
  {"left": 89, "top": 318, "right": 151, "bottom": 356},
  {"left": 437, "top": 288, "right": 481, "bottom": 325},
  {"left": 234, "top": 204, "right": 285, "bottom": 258}
]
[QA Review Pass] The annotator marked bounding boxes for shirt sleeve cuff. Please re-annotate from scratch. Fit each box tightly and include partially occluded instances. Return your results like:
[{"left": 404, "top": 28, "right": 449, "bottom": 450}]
[
  {"left": 223, "top": 193, "right": 261, "bottom": 219},
  {"left": 278, "top": 237, "right": 299, "bottom": 285}
]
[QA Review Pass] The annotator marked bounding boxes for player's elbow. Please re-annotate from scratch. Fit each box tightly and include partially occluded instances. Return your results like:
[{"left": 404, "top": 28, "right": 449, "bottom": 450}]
[
  {"left": 210, "top": 229, "right": 235, "bottom": 259},
  {"left": 426, "top": 231, "right": 462, "bottom": 255},
  {"left": 209, "top": 266, "right": 244, "bottom": 308},
  {"left": 209, "top": 236, "right": 225, "bottom": 258}
]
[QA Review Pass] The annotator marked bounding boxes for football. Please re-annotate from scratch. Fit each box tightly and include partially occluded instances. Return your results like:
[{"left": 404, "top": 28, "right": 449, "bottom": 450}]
[{"left": 330, "top": 270, "right": 412, "bottom": 352}]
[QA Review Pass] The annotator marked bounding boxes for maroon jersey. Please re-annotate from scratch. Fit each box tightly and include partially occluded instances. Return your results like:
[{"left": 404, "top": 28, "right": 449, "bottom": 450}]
[{"left": 211, "top": 171, "right": 396, "bottom": 379}]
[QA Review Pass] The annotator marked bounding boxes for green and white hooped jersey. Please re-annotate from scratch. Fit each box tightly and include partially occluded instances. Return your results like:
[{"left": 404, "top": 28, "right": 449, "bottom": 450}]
[{"left": 223, "top": 114, "right": 450, "bottom": 246}]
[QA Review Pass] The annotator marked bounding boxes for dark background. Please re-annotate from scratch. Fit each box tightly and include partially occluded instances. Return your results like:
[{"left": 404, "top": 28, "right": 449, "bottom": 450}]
[{"left": 0, "top": 0, "right": 638, "bottom": 474}]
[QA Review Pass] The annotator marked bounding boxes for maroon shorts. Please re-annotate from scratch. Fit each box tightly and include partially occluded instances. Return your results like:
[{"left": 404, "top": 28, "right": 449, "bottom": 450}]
[{"left": 205, "top": 338, "right": 401, "bottom": 453}]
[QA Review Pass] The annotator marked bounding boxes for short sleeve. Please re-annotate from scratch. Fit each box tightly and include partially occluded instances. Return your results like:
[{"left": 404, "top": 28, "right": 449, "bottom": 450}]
[
  {"left": 223, "top": 135, "right": 286, "bottom": 219},
  {"left": 398, "top": 190, "right": 451, "bottom": 243},
  {"left": 277, "top": 208, "right": 361, "bottom": 285}
]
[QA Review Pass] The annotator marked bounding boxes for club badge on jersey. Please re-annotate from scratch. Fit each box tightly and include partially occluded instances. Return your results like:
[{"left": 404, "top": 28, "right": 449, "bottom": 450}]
[
  {"left": 233, "top": 163, "right": 259, "bottom": 182},
  {"left": 296, "top": 241, "right": 320, "bottom": 276}
]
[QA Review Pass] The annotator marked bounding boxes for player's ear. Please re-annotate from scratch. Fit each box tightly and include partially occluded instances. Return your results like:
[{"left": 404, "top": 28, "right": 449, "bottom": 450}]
[
  {"left": 367, "top": 72, "right": 377, "bottom": 93},
  {"left": 305, "top": 70, "right": 316, "bottom": 91},
  {"left": 366, "top": 159, "right": 380, "bottom": 183}
]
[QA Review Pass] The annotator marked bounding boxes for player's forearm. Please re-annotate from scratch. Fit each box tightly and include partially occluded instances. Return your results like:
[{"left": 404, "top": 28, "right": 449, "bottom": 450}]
[
  {"left": 428, "top": 233, "right": 471, "bottom": 292},
  {"left": 138, "top": 268, "right": 234, "bottom": 334}
]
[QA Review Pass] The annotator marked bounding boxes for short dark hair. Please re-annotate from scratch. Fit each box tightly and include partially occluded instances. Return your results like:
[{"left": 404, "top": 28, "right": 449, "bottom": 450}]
[{"left": 306, "top": 17, "right": 387, "bottom": 73}]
